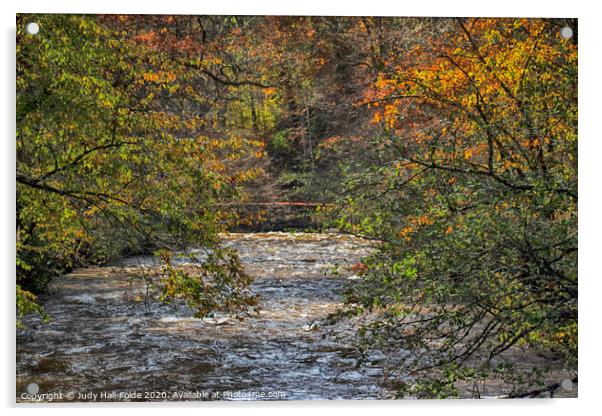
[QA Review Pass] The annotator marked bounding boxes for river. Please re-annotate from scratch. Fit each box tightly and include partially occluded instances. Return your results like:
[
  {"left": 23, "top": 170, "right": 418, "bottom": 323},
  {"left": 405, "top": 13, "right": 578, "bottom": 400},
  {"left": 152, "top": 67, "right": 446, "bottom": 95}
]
[{"left": 16, "top": 232, "right": 392, "bottom": 401}]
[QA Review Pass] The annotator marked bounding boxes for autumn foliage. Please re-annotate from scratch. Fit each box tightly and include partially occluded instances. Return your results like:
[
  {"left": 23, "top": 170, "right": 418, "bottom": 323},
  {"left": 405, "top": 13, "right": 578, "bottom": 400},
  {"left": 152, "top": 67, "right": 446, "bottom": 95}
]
[
  {"left": 336, "top": 18, "right": 577, "bottom": 397},
  {"left": 16, "top": 14, "right": 264, "bottom": 324},
  {"left": 16, "top": 15, "right": 577, "bottom": 398}
]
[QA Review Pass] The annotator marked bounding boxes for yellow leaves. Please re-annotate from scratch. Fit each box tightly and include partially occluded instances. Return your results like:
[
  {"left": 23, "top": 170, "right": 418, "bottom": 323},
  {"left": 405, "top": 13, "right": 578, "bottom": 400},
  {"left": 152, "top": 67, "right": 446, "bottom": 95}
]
[
  {"left": 461, "top": 93, "right": 478, "bottom": 107},
  {"left": 78, "top": 19, "right": 89, "bottom": 30},
  {"left": 230, "top": 167, "right": 263, "bottom": 184},
  {"left": 513, "top": 19, "right": 526, "bottom": 29},
  {"left": 494, "top": 201, "right": 511, "bottom": 213},
  {"left": 83, "top": 206, "right": 99, "bottom": 218},
  {"left": 371, "top": 111, "right": 382, "bottom": 124},
  {"left": 262, "top": 87, "right": 277, "bottom": 97},
  {"left": 463, "top": 149, "right": 473, "bottom": 160},
  {"left": 248, "top": 139, "right": 266, "bottom": 149},
  {"left": 384, "top": 104, "right": 397, "bottom": 115},
  {"left": 383, "top": 104, "right": 399, "bottom": 129},
  {"left": 141, "top": 70, "right": 177, "bottom": 84}
]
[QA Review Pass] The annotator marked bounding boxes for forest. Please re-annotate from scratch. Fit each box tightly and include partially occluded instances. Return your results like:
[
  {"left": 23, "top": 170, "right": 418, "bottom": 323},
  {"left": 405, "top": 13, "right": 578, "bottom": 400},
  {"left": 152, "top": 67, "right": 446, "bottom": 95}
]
[{"left": 16, "top": 15, "right": 577, "bottom": 400}]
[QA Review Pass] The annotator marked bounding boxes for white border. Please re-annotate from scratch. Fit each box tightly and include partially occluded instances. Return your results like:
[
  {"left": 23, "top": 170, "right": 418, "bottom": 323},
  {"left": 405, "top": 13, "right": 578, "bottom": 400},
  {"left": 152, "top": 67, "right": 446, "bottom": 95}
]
[
  {"left": 2, "top": 1, "right": 599, "bottom": 416},
  {"left": 11, "top": 0, "right": 581, "bottom": 17}
]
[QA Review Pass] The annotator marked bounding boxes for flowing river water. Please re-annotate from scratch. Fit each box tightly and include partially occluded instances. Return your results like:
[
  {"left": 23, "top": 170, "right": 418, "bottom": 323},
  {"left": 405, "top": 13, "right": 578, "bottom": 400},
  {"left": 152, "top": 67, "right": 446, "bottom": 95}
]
[{"left": 17, "top": 232, "right": 392, "bottom": 401}]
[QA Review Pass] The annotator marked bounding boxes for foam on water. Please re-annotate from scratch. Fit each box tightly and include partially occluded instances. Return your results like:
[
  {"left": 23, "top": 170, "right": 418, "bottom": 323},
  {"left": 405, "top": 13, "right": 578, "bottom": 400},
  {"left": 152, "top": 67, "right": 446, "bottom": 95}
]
[{"left": 17, "top": 232, "right": 389, "bottom": 401}]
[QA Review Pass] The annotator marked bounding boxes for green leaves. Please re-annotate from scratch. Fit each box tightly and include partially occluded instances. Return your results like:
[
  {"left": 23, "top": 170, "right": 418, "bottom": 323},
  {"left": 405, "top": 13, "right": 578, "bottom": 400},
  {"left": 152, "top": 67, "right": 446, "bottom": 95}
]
[
  {"left": 334, "top": 18, "right": 577, "bottom": 398},
  {"left": 16, "top": 285, "right": 49, "bottom": 328},
  {"left": 16, "top": 14, "right": 261, "bottom": 322}
]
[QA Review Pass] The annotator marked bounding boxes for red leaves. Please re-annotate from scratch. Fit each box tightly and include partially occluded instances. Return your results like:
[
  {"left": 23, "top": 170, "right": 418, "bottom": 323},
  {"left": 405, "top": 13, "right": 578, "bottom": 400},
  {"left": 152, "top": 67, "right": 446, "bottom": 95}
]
[{"left": 350, "top": 262, "right": 368, "bottom": 275}]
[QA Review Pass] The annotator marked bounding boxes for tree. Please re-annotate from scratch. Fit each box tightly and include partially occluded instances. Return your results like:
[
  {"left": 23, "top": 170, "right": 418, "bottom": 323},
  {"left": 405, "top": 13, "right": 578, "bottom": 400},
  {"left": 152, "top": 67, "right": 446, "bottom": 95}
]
[
  {"left": 16, "top": 14, "right": 263, "bottom": 325},
  {"left": 334, "top": 18, "right": 577, "bottom": 397}
]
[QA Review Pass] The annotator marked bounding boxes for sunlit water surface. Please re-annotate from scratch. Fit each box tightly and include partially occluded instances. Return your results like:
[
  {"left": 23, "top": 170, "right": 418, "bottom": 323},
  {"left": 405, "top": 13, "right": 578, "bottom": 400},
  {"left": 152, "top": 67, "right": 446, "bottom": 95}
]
[{"left": 17, "top": 232, "right": 392, "bottom": 401}]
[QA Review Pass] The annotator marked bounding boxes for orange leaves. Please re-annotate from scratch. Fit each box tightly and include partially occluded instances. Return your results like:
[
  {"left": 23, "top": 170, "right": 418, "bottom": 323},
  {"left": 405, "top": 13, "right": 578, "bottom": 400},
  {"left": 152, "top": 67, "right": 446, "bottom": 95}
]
[
  {"left": 416, "top": 214, "right": 434, "bottom": 226},
  {"left": 369, "top": 102, "right": 399, "bottom": 128},
  {"left": 142, "top": 72, "right": 159, "bottom": 83},
  {"left": 365, "top": 17, "right": 577, "bottom": 177},
  {"left": 135, "top": 31, "right": 157, "bottom": 44},
  {"left": 141, "top": 71, "right": 177, "bottom": 84},
  {"left": 350, "top": 262, "right": 368, "bottom": 275},
  {"left": 399, "top": 225, "right": 414, "bottom": 241},
  {"left": 398, "top": 214, "right": 435, "bottom": 241},
  {"left": 262, "top": 87, "right": 277, "bottom": 97},
  {"left": 522, "top": 138, "right": 541, "bottom": 149}
]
